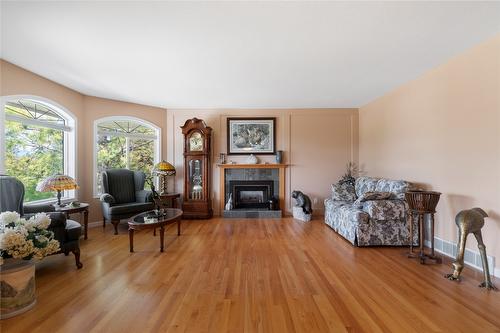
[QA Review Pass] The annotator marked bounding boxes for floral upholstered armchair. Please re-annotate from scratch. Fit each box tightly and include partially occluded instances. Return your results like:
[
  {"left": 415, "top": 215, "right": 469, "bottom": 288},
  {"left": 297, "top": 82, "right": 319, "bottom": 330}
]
[{"left": 324, "top": 176, "right": 418, "bottom": 246}]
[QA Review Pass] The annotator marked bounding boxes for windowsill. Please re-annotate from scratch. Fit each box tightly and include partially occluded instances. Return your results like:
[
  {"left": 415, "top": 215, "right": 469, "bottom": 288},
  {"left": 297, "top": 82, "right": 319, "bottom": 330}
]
[{"left": 24, "top": 197, "right": 76, "bottom": 207}]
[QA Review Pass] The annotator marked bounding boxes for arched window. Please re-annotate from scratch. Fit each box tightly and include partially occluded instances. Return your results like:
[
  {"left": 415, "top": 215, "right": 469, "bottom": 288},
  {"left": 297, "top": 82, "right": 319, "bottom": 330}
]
[
  {"left": 94, "top": 117, "right": 160, "bottom": 195},
  {"left": 0, "top": 96, "right": 76, "bottom": 203}
]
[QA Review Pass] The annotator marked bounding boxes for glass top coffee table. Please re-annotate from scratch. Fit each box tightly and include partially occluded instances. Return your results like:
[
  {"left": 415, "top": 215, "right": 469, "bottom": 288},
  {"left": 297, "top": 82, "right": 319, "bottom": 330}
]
[{"left": 128, "top": 208, "right": 183, "bottom": 253}]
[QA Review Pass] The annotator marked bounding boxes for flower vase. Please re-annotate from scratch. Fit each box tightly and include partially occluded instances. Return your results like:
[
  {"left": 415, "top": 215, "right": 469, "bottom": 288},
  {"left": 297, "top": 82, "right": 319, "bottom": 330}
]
[
  {"left": 0, "top": 259, "right": 36, "bottom": 319},
  {"left": 275, "top": 150, "right": 283, "bottom": 164}
]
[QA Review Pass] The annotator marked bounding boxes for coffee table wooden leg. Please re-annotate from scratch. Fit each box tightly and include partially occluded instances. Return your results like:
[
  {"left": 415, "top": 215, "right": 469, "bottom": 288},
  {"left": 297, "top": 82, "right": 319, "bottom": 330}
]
[
  {"left": 129, "top": 228, "right": 134, "bottom": 252},
  {"left": 177, "top": 218, "right": 181, "bottom": 236},
  {"left": 160, "top": 226, "right": 165, "bottom": 252},
  {"left": 153, "top": 228, "right": 156, "bottom": 236},
  {"left": 83, "top": 209, "right": 89, "bottom": 240}
]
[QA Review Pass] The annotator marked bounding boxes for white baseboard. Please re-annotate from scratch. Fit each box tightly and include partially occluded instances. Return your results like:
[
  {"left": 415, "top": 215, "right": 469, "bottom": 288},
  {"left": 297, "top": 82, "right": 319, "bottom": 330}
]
[
  {"left": 88, "top": 221, "right": 102, "bottom": 228},
  {"left": 425, "top": 237, "right": 498, "bottom": 278}
]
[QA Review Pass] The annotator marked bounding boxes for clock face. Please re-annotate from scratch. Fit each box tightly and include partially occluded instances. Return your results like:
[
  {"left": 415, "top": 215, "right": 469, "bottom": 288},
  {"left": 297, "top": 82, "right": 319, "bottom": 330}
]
[{"left": 189, "top": 132, "right": 203, "bottom": 151}]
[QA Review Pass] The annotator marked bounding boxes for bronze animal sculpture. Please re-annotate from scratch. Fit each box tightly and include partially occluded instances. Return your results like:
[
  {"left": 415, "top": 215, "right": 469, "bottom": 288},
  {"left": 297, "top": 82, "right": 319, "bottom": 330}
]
[
  {"left": 445, "top": 208, "right": 497, "bottom": 290},
  {"left": 292, "top": 190, "right": 313, "bottom": 215}
]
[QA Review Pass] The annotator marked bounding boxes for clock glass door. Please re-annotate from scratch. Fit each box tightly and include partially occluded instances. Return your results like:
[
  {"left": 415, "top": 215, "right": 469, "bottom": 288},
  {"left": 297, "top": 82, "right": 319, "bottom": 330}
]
[{"left": 188, "top": 159, "right": 203, "bottom": 200}]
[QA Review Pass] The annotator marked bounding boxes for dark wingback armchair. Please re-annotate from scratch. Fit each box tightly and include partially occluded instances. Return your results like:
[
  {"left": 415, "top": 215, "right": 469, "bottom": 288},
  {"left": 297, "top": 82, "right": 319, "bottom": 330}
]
[
  {"left": 0, "top": 175, "right": 82, "bottom": 268},
  {"left": 100, "top": 169, "right": 154, "bottom": 234}
]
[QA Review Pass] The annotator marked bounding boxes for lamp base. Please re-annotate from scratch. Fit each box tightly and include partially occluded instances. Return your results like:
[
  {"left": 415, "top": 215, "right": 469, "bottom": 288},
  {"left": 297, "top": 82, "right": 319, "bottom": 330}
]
[{"left": 55, "top": 190, "right": 66, "bottom": 207}]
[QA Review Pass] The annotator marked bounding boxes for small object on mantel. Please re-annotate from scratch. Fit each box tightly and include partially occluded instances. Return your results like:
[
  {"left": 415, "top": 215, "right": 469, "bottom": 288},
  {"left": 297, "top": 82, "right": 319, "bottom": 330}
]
[
  {"left": 246, "top": 154, "right": 258, "bottom": 164},
  {"left": 275, "top": 150, "right": 283, "bottom": 164},
  {"left": 219, "top": 153, "right": 226, "bottom": 164}
]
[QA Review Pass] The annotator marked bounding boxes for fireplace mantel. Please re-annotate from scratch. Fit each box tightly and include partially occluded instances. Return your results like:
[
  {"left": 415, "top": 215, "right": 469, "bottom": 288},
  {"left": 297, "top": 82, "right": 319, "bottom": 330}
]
[
  {"left": 217, "top": 164, "right": 288, "bottom": 169},
  {"left": 217, "top": 164, "right": 288, "bottom": 216}
]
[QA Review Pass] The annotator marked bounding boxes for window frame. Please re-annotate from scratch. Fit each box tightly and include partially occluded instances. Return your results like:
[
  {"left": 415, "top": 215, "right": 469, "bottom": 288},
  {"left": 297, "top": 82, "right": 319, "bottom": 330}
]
[
  {"left": 0, "top": 95, "right": 78, "bottom": 204},
  {"left": 93, "top": 116, "right": 161, "bottom": 197}
]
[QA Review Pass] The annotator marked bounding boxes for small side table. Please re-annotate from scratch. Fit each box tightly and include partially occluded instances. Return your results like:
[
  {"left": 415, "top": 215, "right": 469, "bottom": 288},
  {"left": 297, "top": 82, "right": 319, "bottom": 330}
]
[
  {"left": 54, "top": 203, "right": 89, "bottom": 240},
  {"left": 405, "top": 191, "right": 441, "bottom": 264},
  {"left": 154, "top": 193, "right": 181, "bottom": 209}
]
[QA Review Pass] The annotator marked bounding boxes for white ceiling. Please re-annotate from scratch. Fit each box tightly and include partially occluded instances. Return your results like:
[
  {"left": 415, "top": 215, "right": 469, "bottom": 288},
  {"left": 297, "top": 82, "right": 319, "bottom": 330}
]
[{"left": 1, "top": 1, "right": 499, "bottom": 109}]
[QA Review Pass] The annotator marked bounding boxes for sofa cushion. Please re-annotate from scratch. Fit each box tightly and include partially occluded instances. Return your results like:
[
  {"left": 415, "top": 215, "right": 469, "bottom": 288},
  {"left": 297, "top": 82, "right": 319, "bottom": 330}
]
[
  {"left": 362, "top": 200, "right": 406, "bottom": 220},
  {"left": 355, "top": 177, "right": 379, "bottom": 198},
  {"left": 354, "top": 191, "right": 394, "bottom": 206},
  {"left": 375, "top": 179, "right": 411, "bottom": 200},
  {"left": 331, "top": 182, "right": 356, "bottom": 202},
  {"left": 107, "top": 202, "right": 154, "bottom": 216}
]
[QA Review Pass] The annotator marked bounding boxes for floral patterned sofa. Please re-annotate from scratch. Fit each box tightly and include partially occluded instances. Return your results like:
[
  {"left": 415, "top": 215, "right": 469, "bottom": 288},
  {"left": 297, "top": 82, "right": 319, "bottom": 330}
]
[{"left": 324, "top": 176, "right": 418, "bottom": 246}]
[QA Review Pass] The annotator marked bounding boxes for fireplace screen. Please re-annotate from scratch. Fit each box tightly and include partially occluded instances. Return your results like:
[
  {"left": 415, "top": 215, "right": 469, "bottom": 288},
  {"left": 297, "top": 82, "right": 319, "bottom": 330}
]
[{"left": 229, "top": 180, "right": 274, "bottom": 209}]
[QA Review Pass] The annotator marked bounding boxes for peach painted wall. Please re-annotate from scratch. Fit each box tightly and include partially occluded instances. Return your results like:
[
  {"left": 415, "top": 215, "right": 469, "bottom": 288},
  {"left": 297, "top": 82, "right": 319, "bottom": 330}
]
[
  {"left": 166, "top": 109, "right": 358, "bottom": 216},
  {"left": 1, "top": 60, "right": 167, "bottom": 222},
  {"left": 359, "top": 36, "right": 500, "bottom": 261}
]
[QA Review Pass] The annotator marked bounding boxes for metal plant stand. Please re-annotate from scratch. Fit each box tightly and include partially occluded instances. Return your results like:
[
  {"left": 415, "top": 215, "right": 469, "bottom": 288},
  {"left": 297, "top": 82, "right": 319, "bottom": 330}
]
[{"left": 405, "top": 190, "right": 442, "bottom": 264}]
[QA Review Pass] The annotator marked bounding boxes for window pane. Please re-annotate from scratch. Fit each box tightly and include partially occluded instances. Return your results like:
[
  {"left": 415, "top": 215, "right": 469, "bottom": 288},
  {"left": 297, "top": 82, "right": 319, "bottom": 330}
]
[
  {"left": 5, "top": 120, "right": 64, "bottom": 202},
  {"left": 97, "top": 120, "right": 155, "bottom": 136},
  {"left": 129, "top": 139, "right": 154, "bottom": 189},
  {"left": 96, "top": 135, "right": 127, "bottom": 193},
  {"left": 5, "top": 100, "right": 65, "bottom": 126}
]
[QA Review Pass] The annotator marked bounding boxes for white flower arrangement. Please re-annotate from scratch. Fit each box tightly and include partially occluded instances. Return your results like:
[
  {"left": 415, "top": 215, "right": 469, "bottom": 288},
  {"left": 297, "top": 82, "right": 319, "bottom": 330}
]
[{"left": 0, "top": 211, "right": 60, "bottom": 265}]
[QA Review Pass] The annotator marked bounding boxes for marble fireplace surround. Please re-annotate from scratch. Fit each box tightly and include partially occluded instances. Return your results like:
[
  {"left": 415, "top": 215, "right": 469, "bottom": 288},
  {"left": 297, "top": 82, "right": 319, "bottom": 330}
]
[{"left": 217, "top": 164, "right": 288, "bottom": 218}]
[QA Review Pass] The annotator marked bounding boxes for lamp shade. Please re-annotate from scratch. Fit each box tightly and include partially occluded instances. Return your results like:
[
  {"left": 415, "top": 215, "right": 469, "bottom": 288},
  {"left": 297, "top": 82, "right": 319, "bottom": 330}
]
[
  {"left": 153, "top": 160, "right": 176, "bottom": 176},
  {"left": 36, "top": 175, "right": 79, "bottom": 192}
]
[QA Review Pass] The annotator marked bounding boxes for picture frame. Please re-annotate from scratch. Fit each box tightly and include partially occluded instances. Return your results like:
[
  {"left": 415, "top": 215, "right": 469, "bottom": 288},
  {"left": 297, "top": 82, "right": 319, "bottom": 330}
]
[{"left": 227, "top": 117, "right": 276, "bottom": 155}]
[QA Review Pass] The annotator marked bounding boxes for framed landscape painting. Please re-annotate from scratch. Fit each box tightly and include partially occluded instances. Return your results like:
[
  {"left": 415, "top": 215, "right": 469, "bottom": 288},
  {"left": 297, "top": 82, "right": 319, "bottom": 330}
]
[{"left": 227, "top": 117, "right": 276, "bottom": 154}]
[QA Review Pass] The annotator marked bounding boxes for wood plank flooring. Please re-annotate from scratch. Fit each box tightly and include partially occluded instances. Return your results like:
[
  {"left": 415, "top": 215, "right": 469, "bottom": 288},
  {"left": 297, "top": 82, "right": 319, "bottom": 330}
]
[{"left": 1, "top": 217, "right": 499, "bottom": 333}]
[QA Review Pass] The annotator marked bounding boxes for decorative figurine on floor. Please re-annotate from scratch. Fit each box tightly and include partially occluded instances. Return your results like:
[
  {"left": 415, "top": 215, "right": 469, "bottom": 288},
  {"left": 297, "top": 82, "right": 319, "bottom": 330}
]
[
  {"left": 225, "top": 193, "right": 233, "bottom": 211},
  {"left": 292, "top": 190, "right": 313, "bottom": 222},
  {"left": 445, "top": 208, "right": 497, "bottom": 290}
]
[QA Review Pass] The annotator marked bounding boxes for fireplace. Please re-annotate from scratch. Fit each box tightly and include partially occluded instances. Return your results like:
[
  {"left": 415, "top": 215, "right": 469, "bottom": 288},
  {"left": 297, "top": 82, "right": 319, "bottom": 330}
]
[{"left": 229, "top": 180, "right": 274, "bottom": 209}]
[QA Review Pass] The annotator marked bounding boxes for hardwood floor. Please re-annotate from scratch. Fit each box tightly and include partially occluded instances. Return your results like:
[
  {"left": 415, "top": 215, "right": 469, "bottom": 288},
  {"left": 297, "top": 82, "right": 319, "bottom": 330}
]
[{"left": 2, "top": 217, "right": 499, "bottom": 333}]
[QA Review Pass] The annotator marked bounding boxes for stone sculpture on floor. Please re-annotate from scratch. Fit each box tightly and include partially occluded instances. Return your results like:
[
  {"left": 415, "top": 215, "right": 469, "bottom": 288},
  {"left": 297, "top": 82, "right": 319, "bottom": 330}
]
[
  {"left": 445, "top": 208, "right": 497, "bottom": 290},
  {"left": 292, "top": 190, "right": 313, "bottom": 222}
]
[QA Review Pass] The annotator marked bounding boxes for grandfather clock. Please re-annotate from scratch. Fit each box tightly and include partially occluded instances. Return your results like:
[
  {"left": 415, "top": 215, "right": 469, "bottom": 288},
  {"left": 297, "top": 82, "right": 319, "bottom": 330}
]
[{"left": 180, "top": 118, "right": 213, "bottom": 219}]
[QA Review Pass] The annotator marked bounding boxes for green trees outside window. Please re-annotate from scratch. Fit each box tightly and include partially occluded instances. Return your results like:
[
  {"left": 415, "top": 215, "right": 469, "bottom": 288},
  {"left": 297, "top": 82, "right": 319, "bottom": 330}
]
[
  {"left": 95, "top": 119, "right": 158, "bottom": 194},
  {"left": 3, "top": 99, "right": 70, "bottom": 203}
]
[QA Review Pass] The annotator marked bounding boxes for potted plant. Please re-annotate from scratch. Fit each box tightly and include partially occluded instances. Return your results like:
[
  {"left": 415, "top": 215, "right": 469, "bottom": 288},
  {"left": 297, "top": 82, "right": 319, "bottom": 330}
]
[{"left": 0, "top": 212, "right": 60, "bottom": 319}]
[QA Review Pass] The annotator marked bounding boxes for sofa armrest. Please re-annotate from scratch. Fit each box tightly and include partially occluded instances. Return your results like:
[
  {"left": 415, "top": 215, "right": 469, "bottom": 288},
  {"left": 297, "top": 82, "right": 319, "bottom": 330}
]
[
  {"left": 24, "top": 203, "right": 56, "bottom": 214},
  {"left": 136, "top": 190, "right": 153, "bottom": 203},
  {"left": 47, "top": 212, "right": 67, "bottom": 229},
  {"left": 99, "top": 193, "right": 115, "bottom": 204},
  {"left": 362, "top": 199, "right": 406, "bottom": 220},
  {"left": 331, "top": 182, "right": 357, "bottom": 202}
]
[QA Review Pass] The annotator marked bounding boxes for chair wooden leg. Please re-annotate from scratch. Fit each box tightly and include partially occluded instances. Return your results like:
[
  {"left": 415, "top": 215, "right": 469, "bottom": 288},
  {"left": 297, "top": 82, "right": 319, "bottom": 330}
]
[
  {"left": 112, "top": 220, "right": 119, "bottom": 235},
  {"left": 72, "top": 248, "right": 83, "bottom": 269},
  {"left": 103, "top": 216, "right": 106, "bottom": 228}
]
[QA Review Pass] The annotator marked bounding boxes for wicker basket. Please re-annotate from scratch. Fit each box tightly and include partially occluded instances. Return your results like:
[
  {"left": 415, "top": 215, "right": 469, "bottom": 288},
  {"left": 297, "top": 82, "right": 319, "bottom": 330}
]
[{"left": 405, "top": 190, "right": 441, "bottom": 213}]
